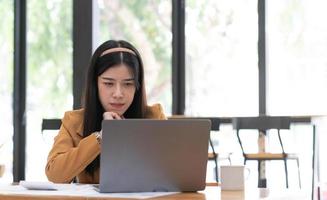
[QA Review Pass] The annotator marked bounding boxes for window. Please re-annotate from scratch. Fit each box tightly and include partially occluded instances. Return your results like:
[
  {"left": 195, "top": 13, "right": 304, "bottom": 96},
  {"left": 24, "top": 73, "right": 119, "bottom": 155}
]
[
  {"left": 97, "top": 0, "right": 172, "bottom": 114},
  {"left": 266, "top": 0, "right": 327, "bottom": 188},
  {"left": 267, "top": 0, "right": 327, "bottom": 115},
  {"left": 26, "top": 0, "right": 72, "bottom": 180},
  {"left": 0, "top": 0, "right": 13, "bottom": 183},
  {"left": 185, "top": 0, "right": 258, "bottom": 116}
]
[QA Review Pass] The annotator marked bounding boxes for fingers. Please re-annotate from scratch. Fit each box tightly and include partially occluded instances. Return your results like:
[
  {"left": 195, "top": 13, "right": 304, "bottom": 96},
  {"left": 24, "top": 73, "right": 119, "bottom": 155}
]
[{"left": 103, "top": 112, "right": 122, "bottom": 120}]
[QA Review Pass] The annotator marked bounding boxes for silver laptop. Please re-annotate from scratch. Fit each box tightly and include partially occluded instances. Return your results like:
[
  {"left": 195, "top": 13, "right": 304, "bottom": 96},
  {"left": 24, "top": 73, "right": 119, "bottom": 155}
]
[{"left": 99, "top": 119, "right": 211, "bottom": 193}]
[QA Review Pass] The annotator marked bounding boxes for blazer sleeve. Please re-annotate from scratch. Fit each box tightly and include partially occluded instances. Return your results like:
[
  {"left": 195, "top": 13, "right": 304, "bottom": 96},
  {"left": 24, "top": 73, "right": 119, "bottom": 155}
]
[
  {"left": 157, "top": 104, "right": 167, "bottom": 120},
  {"left": 146, "top": 103, "right": 167, "bottom": 119},
  {"left": 45, "top": 113, "right": 100, "bottom": 183}
]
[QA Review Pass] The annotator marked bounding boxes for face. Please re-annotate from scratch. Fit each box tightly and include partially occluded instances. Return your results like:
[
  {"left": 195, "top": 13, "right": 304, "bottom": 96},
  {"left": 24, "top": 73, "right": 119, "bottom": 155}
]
[{"left": 97, "top": 64, "right": 136, "bottom": 116}]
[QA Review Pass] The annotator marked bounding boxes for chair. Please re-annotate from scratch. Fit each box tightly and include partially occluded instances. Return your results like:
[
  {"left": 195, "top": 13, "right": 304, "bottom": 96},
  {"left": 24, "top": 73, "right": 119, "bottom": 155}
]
[
  {"left": 41, "top": 118, "right": 79, "bottom": 183},
  {"left": 169, "top": 116, "right": 231, "bottom": 182},
  {"left": 41, "top": 119, "right": 62, "bottom": 132},
  {"left": 41, "top": 119, "right": 62, "bottom": 142},
  {"left": 232, "top": 116, "right": 301, "bottom": 188}
]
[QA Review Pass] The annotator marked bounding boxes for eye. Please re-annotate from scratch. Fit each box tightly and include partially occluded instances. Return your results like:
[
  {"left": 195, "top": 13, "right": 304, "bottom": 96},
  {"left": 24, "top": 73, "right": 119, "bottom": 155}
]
[
  {"left": 104, "top": 82, "right": 114, "bottom": 86},
  {"left": 124, "top": 82, "right": 135, "bottom": 86}
]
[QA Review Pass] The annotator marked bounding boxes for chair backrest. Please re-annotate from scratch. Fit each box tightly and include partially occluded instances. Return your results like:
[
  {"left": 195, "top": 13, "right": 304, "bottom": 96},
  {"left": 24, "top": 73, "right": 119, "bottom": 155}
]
[
  {"left": 41, "top": 118, "right": 62, "bottom": 144},
  {"left": 232, "top": 116, "right": 291, "bottom": 154},
  {"left": 41, "top": 119, "right": 62, "bottom": 132},
  {"left": 232, "top": 116, "right": 291, "bottom": 131},
  {"left": 41, "top": 118, "right": 77, "bottom": 183}
]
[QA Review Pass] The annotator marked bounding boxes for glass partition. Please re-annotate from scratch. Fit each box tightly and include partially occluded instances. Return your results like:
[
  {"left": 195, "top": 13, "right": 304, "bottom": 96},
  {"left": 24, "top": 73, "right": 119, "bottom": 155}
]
[
  {"left": 26, "top": 0, "right": 73, "bottom": 181},
  {"left": 0, "top": 0, "right": 14, "bottom": 183},
  {"left": 267, "top": 0, "right": 327, "bottom": 115},
  {"left": 185, "top": 0, "right": 258, "bottom": 117},
  {"left": 97, "top": 0, "right": 172, "bottom": 114}
]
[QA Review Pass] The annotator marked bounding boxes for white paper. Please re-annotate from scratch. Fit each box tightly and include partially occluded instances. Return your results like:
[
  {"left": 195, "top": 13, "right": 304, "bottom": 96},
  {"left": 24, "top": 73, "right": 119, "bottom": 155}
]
[
  {"left": 19, "top": 181, "right": 57, "bottom": 190},
  {"left": 0, "top": 183, "right": 179, "bottom": 199}
]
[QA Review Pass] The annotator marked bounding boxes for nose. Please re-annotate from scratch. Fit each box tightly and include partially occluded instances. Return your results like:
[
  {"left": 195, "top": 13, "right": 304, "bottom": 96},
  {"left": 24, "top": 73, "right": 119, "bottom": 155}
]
[{"left": 113, "top": 85, "right": 123, "bottom": 98}]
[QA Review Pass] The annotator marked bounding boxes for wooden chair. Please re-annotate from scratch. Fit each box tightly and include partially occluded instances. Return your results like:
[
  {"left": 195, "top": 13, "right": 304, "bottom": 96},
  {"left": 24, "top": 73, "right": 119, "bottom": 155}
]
[{"left": 232, "top": 116, "right": 301, "bottom": 188}]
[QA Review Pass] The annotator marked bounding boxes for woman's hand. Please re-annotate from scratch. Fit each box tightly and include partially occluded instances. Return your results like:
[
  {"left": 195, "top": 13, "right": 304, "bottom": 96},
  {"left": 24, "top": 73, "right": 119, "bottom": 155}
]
[{"left": 103, "top": 112, "right": 123, "bottom": 120}]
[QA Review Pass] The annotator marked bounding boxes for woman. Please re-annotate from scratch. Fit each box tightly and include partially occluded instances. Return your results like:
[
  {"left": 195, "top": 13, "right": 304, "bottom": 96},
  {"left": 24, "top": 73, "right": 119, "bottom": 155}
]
[{"left": 45, "top": 40, "right": 166, "bottom": 183}]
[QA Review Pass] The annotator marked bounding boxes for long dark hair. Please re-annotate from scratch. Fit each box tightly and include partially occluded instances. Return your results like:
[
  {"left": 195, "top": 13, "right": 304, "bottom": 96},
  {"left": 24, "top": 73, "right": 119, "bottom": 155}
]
[{"left": 82, "top": 40, "right": 147, "bottom": 176}]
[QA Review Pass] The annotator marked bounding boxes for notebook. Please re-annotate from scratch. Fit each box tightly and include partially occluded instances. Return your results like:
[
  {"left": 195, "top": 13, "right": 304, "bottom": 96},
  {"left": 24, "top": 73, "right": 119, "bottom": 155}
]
[{"left": 99, "top": 119, "right": 211, "bottom": 193}]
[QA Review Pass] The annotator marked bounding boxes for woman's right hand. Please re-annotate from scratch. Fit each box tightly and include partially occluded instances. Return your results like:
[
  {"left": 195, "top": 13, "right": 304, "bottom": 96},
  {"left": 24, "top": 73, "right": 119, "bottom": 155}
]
[{"left": 103, "top": 112, "right": 122, "bottom": 120}]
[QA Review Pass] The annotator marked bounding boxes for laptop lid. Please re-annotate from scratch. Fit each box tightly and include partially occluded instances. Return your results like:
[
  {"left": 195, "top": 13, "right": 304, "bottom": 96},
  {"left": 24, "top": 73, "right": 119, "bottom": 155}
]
[{"left": 99, "top": 119, "right": 211, "bottom": 193}]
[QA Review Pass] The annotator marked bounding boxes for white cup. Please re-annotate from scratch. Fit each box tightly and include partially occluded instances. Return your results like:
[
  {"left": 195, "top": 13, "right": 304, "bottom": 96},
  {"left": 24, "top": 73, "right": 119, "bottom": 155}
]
[{"left": 220, "top": 165, "right": 249, "bottom": 191}]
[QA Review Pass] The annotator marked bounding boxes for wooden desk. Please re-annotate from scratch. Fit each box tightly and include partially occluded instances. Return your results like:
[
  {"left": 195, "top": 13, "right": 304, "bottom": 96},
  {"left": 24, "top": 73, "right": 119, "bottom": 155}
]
[
  {"left": 0, "top": 185, "right": 309, "bottom": 200},
  {"left": 0, "top": 186, "right": 214, "bottom": 200}
]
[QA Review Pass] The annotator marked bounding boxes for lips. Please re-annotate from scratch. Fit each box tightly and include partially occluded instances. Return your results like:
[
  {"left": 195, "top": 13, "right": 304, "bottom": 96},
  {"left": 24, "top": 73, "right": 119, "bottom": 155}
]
[{"left": 110, "top": 103, "right": 125, "bottom": 109}]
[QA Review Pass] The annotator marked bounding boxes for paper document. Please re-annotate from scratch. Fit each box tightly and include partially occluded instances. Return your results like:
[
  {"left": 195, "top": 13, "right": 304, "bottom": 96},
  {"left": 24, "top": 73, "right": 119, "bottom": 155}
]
[
  {"left": 0, "top": 183, "right": 179, "bottom": 199},
  {"left": 19, "top": 181, "right": 57, "bottom": 190}
]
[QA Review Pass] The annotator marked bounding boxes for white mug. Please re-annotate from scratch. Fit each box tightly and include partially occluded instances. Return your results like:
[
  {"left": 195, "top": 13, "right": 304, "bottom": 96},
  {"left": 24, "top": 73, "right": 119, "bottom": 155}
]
[{"left": 220, "top": 165, "right": 249, "bottom": 190}]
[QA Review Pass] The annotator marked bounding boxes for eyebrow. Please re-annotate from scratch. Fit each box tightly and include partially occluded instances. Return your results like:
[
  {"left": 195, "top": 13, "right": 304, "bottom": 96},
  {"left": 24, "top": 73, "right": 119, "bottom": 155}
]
[{"left": 100, "top": 77, "right": 135, "bottom": 81}]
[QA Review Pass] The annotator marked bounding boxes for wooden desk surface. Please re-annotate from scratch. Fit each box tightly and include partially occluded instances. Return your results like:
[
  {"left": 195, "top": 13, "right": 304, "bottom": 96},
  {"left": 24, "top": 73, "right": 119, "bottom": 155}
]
[
  {"left": 0, "top": 186, "right": 214, "bottom": 200},
  {"left": 0, "top": 185, "right": 310, "bottom": 200}
]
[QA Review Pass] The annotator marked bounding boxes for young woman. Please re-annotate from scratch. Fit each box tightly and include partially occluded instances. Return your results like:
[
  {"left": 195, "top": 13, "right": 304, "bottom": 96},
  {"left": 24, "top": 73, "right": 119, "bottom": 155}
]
[{"left": 45, "top": 40, "right": 166, "bottom": 183}]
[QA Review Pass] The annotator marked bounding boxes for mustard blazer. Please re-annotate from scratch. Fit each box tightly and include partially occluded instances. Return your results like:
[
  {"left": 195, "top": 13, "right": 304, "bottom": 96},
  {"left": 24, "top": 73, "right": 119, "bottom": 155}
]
[{"left": 45, "top": 104, "right": 166, "bottom": 183}]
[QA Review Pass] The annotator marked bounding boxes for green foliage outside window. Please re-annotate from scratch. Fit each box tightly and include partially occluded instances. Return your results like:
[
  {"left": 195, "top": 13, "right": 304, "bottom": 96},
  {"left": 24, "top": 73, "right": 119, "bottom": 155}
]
[
  {"left": 99, "top": 0, "right": 172, "bottom": 112},
  {"left": 27, "top": 0, "right": 72, "bottom": 117}
]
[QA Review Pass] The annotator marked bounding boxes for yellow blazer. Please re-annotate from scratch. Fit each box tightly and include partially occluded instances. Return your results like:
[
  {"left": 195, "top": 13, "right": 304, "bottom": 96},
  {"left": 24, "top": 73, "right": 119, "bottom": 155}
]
[{"left": 45, "top": 104, "right": 166, "bottom": 183}]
